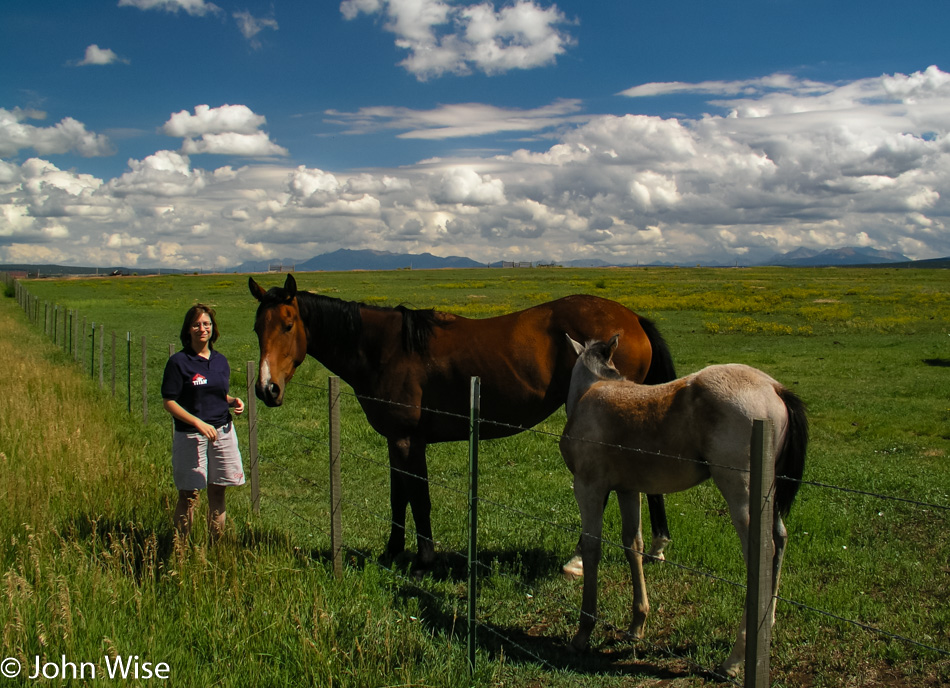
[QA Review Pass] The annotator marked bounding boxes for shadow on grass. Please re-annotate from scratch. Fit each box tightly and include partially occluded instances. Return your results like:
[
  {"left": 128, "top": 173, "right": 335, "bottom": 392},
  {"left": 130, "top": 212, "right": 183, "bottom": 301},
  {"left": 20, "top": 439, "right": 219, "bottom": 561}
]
[
  {"left": 274, "top": 537, "right": 730, "bottom": 683},
  {"left": 473, "top": 622, "right": 732, "bottom": 684},
  {"left": 923, "top": 358, "right": 950, "bottom": 367},
  {"left": 59, "top": 511, "right": 179, "bottom": 584}
]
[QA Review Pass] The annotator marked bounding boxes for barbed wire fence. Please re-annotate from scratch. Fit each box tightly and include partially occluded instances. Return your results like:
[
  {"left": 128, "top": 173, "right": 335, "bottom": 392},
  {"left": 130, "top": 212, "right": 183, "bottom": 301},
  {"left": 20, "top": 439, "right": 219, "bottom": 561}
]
[
  {"left": 239, "top": 367, "right": 949, "bottom": 686},
  {"left": 8, "top": 275, "right": 949, "bottom": 686}
]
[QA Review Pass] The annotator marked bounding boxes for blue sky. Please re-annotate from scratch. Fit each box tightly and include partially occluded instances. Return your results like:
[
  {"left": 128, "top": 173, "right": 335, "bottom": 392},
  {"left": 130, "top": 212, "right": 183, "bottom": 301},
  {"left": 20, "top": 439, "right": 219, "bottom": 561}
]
[{"left": 2, "top": 0, "right": 949, "bottom": 269}]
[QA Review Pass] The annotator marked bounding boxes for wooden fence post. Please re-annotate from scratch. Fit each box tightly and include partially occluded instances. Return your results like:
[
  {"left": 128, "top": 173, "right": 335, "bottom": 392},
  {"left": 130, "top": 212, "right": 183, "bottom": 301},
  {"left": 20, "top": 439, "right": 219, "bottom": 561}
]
[
  {"left": 328, "top": 376, "right": 343, "bottom": 579},
  {"left": 467, "top": 376, "right": 481, "bottom": 677},
  {"left": 246, "top": 361, "right": 260, "bottom": 515},
  {"left": 745, "top": 418, "right": 775, "bottom": 688}
]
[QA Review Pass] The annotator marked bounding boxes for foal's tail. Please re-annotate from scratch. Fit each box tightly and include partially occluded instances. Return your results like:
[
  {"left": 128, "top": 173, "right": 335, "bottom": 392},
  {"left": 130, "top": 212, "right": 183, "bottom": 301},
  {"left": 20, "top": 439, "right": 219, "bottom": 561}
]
[
  {"left": 639, "top": 317, "right": 677, "bottom": 384},
  {"left": 775, "top": 388, "right": 809, "bottom": 518}
]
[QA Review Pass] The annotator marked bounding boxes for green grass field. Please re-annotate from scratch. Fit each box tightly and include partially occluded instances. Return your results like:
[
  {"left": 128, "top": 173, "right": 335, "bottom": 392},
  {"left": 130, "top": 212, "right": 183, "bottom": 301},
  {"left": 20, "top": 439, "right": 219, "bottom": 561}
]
[{"left": 4, "top": 266, "right": 950, "bottom": 687}]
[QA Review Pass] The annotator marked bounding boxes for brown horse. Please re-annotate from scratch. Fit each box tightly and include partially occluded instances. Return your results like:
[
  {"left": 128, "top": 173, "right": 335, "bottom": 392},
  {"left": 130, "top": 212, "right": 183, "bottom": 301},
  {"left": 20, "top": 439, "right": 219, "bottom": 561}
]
[{"left": 249, "top": 273, "right": 678, "bottom": 572}]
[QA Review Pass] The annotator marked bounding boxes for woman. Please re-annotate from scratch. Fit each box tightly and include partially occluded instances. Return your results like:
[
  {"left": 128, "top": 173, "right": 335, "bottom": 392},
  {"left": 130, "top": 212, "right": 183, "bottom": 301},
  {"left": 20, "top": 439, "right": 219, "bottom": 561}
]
[{"left": 161, "top": 304, "right": 245, "bottom": 541}]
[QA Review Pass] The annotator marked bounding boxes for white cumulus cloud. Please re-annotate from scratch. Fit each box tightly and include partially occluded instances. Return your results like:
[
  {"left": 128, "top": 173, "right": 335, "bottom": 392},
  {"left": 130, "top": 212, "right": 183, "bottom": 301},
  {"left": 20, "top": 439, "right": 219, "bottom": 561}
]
[
  {"left": 73, "top": 44, "right": 129, "bottom": 66},
  {"left": 109, "top": 150, "right": 207, "bottom": 197},
  {"left": 3, "top": 66, "right": 950, "bottom": 269},
  {"left": 0, "top": 108, "right": 114, "bottom": 158},
  {"left": 162, "top": 104, "right": 287, "bottom": 157},
  {"left": 340, "top": 0, "right": 575, "bottom": 80}
]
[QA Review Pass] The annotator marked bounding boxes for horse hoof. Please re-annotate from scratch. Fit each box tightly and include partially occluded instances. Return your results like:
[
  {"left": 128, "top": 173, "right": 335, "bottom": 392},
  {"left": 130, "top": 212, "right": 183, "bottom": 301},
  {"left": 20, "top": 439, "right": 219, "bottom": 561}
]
[
  {"left": 717, "top": 661, "right": 742, "bottom": 679},
  {"left": 568, "top": 636, "right": 589, "bottom": 654},
  {"left": 562, "top": 555, "right": 584, "bottom": 580},
  {"left": 646, "top": 541, "right": 668, "bottom": 563}
]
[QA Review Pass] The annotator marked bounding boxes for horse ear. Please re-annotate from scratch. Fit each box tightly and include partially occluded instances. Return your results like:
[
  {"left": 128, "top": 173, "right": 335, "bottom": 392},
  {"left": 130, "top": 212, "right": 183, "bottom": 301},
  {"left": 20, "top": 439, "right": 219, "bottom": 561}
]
[
  {"left": 566, "top": 333, "right": 585, "bottom": 356},
  {"left": 248, "top": 277, "right": 266, "bottom": 302},
  {"left": 284, "top": 273, "right": 298, "bottom": 297},
  {"left": 607, "top": 333, "right": 620, "bottom": 359}
]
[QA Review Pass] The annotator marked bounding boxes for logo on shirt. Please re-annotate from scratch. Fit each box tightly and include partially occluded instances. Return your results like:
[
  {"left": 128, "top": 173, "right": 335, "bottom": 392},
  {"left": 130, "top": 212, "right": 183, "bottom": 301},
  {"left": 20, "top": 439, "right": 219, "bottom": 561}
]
[{"left": 191, "top": 374, "right": 208, "bottom": 386}]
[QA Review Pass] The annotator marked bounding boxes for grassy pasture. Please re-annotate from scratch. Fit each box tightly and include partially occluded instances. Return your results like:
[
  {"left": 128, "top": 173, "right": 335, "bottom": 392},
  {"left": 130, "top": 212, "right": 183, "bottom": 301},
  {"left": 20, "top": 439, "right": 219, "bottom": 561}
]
[{"left": 6, "top": 266, "right": 950, "bottom": 687}]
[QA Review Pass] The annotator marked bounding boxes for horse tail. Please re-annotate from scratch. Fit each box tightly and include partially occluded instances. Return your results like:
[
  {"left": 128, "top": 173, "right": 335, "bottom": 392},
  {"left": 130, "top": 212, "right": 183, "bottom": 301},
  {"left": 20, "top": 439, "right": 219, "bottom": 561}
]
[
  {"left": 639, "top": 317, "right": 677, "bottom": 385},
  {"left": 775, "top": 387, "right": 808, "bottom": 518}
]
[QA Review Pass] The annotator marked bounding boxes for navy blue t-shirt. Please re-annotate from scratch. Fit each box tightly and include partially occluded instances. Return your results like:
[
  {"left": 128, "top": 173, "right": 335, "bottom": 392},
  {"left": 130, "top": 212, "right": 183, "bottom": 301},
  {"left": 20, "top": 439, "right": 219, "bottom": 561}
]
[{"left": 161, "top": 348, "right": 232, "bottom": 432}]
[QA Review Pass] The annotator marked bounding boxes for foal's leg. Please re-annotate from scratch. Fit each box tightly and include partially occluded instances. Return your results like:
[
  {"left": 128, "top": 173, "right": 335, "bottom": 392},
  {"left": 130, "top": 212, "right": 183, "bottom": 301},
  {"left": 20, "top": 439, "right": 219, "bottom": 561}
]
[
  {"left": 617, "top": 490, "right": 649, "bottom": 638},
  {"left": 563, "top": 493, "right": 610, "bottom": 579},
  {"left": 771, "top": 512, "right": 789, "bottom": 627},
  {"left": 565, "top": 493, "right": 668, "bottom": 578},
  {"left": 571, "top": 481, "right": 608, "bottom": 651},
  {"left": 711, "top": 468, "right": 753, "bottom": 678}
]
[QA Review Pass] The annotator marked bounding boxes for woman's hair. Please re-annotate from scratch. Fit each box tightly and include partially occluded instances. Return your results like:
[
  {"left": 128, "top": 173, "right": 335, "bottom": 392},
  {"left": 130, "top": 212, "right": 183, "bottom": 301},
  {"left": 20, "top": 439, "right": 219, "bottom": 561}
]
[{"left": 179, "top": 303, "right": 220, "bottom": 350}]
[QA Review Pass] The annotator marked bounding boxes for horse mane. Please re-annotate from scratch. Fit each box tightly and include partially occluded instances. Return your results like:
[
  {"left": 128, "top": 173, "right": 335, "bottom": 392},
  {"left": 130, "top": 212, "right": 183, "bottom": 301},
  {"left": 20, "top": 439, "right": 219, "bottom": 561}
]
[
  {"left": 293, "top": 290, "right": 438, "bottom": 355},
  {"left": 391, "top": 304, "right": 439, "bottom": 354}
]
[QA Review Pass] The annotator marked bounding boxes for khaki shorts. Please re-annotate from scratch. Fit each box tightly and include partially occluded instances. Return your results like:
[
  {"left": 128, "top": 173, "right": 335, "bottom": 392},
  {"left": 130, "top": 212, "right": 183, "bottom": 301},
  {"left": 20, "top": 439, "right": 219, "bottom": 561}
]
[{"left": 172, "top": 422, "right": 245, "bottom": 491}]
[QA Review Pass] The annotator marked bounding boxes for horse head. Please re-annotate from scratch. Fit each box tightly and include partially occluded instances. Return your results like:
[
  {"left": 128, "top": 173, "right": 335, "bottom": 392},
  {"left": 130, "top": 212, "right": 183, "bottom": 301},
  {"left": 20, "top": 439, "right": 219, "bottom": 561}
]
[
  {"left": 249, "top": 273, "right": 308, "bottom": 407},
  {"left": 565, "top": 333, "right": 623, "bottom": 416},
  {"left": 568, "top": 333, "right": 623, "bottom": 379}
]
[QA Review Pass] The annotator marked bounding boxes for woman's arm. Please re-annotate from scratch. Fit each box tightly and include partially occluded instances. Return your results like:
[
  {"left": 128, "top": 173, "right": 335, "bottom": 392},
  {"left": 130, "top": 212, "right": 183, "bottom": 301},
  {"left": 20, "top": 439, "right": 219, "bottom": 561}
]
[{"left": 163, "top": 399, "right": 218, "bottom": 440}]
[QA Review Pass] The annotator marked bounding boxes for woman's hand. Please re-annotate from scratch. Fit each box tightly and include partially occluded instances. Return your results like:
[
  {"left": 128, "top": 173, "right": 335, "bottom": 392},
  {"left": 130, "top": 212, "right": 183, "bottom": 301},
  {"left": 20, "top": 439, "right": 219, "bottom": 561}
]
[
  {"left": 229, "top": 396, "right": 245, "bottom": 415},
  {"left": 194, "top": 419, "right": 218, "bottom": 441}
]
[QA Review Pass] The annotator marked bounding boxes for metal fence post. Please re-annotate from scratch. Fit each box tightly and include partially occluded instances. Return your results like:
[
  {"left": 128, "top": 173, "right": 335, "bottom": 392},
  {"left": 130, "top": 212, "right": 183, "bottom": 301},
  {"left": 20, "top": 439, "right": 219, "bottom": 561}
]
[
  {"left": 99, "top": 324, "right": 105, "bottom": 388},
  {"left": 111, "top": 331, "right": 117, "bottom": 397},
  {"left": 141, "top": 336, "right": 148, "bottom": 425},
  {"left": 329, "top": 376, "right": 343, "bottom": 579},
  {"left": 247, "top": 361, "right": 260, "bottom": 515},
  {"left": 90, "top": 322, "right": 96, "bottom": 377},
  {"left": 126, "top": 332, "right": 132, "bottom": 413},
  {"left": 467, "top": 376, "right": 481, "bottom": 677},
  {"left": 746, "top": 418, "right": 775, "bottom": 688}
]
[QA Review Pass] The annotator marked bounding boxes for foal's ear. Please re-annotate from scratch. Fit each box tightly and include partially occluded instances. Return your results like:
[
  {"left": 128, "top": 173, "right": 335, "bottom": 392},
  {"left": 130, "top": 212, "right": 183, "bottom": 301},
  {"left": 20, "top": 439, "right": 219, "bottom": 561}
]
[
  {"left": 248, "top": 277, "right": 267, "bottom": 302},
  {"left": 607, "top": 333, "right": 620, "bottom": 359},
  {"left": 284, "top": 273, "right": 298, "bottom": 297},
  {"left": 566, "top": 333, "right": 585, "bottom": 356}
]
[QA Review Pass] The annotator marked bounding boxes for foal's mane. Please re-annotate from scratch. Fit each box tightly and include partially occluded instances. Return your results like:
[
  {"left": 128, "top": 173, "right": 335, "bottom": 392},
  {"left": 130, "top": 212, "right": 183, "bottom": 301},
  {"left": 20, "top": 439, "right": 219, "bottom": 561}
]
[{"left": 288, "top": 290, "right": 439, "bottom": 355}]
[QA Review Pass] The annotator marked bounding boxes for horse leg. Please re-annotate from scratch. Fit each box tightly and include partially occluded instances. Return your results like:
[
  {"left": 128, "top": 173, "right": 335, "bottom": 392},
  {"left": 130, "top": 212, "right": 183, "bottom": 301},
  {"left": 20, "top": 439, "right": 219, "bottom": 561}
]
[
  {"left": 564, "top": 493, "right": 669, "bottom": 578},
  {"left": 771, "top": 512, "right": 788, "bottom": 627},
  {"left": 645, "top": 494, "right": 671, "bottom": 561},
  {"left": 403, "top": 436, "right": 436, "bottom": 573},
  {"left": 563, "top": 493, "right": 612, "bottom": 579},
  {"left": 384, "top": 439, "right": 410, "bottom": 561},
  {"left": 571, "top": 480, "right": 608, "bottom": 652},
  {"left": 712, "top": 469, "right": 752, "bottom": 678},
  {"left": 386, "top": 436, "right": 436, "bottom": 572},
  {"left": 617, "top": 490, "right": 649, "bottom": 638}
]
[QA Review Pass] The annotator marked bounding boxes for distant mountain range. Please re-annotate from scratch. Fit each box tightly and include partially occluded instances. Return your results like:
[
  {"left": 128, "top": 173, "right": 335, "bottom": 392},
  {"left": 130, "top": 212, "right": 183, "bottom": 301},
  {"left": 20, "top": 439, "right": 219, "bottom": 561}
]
[
  {"left": 4, "top": 246, "right": 948, "bottom": 278},
  {"left": 232, "top": 248, "right": 485, "bottom": 273},
  {"left": 763, "top": 246, "right": 911, "bottom": 266},
  {"left": 234, "top": 246, "right": 927, "bottom": 272}
]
